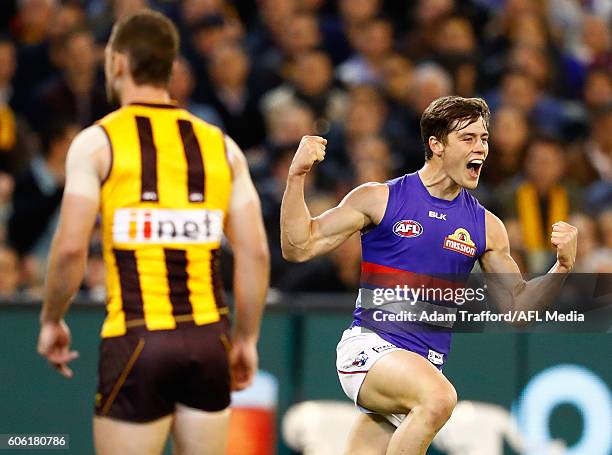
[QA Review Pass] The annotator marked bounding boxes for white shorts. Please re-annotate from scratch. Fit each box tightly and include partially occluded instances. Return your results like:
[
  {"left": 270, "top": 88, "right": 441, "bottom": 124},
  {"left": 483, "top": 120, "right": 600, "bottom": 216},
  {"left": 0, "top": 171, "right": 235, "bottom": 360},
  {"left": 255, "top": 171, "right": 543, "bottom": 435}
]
[{"left": 335, "top": 326, "right": 405, "bottom": 427}]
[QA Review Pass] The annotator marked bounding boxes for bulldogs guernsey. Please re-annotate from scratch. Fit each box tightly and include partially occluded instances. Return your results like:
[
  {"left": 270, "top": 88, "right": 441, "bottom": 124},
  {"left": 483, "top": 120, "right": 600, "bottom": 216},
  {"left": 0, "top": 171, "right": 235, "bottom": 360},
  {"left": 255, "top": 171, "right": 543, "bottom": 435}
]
[{"left": 352, "top": 172, "right": 486, "bottom": 368}]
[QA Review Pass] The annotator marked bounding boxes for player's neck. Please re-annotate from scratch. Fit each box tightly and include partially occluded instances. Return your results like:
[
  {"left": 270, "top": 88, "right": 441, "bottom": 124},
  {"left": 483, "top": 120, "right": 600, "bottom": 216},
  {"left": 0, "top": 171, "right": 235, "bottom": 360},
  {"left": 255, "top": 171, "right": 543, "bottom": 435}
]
[
  {"left": 418, "top": 163, "right": 461, "bottom": 201},
  {"left": 120, "top": 83, "right": 172, "bottom": 107}
]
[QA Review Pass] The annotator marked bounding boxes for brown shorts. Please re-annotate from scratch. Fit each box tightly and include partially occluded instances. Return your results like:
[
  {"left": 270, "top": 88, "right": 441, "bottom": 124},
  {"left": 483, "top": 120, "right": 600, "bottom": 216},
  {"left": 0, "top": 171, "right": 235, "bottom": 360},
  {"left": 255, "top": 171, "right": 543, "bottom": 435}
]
[{"left": 95, "top": 320, "right": 231, "bottom": 422}]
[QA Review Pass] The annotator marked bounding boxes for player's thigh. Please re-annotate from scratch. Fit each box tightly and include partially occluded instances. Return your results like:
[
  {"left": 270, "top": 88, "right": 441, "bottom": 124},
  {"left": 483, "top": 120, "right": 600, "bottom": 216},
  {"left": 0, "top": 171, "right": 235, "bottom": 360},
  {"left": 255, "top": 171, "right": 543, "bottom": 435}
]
[
  {"left": 171, "top": 404, "right": 230, "bottom": 455},
  {"left": 93, "top": 415, "right": 172, "bottom": 455},
  {"left": 343, "top": 413, "right": 395, "bottom": 455},
  {"left": 358, "top": 350, "right": 456, "bottom": 415}
]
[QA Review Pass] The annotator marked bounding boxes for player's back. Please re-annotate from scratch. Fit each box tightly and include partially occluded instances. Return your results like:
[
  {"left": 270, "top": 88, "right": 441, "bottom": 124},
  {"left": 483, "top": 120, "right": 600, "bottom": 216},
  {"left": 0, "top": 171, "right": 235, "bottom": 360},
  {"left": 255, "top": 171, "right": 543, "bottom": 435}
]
[{"left": 96, "top": 102, "right": 231, "bottom": 338}]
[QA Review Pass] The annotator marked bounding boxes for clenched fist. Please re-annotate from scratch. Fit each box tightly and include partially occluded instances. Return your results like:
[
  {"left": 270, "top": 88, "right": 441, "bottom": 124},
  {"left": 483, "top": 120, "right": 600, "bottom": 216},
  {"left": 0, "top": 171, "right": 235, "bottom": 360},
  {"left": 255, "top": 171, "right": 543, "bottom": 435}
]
[
  {"left": 551, "top": 221, "right": 578, "bottom": 272},
  {"left": 288, "top": 136, "right": 327, "bottom": 177}
]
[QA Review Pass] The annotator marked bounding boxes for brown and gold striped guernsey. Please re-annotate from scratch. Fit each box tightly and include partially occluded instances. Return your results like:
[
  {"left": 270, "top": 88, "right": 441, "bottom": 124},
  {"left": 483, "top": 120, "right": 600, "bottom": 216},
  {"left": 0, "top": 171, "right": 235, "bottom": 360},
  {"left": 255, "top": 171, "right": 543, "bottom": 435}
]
[{"left": 97, "top": 102, "right": 232, "bottom": 338}]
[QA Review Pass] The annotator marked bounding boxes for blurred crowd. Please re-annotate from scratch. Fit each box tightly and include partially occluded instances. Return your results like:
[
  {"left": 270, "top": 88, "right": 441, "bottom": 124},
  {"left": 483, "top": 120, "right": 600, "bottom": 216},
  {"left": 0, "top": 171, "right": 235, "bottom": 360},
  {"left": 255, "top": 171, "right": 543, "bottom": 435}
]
[{"left": 0, "top": 0, "right": 610, "bottom": 301}]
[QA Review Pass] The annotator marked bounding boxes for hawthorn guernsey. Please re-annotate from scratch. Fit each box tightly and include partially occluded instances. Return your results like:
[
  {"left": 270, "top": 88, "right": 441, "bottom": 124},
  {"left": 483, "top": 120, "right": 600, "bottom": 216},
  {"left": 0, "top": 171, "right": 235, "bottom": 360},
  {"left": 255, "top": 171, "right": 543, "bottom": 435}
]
[{"left": 354, "top": 172, "right": 486, "bottom": 367}]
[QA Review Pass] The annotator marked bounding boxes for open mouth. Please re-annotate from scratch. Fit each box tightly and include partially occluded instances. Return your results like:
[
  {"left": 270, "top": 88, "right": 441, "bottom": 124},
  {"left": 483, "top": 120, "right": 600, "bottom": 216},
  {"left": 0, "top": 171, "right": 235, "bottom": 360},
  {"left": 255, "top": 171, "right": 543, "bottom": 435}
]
[{"left": 466, "top": 159, "right": 484, "bottom": 179}]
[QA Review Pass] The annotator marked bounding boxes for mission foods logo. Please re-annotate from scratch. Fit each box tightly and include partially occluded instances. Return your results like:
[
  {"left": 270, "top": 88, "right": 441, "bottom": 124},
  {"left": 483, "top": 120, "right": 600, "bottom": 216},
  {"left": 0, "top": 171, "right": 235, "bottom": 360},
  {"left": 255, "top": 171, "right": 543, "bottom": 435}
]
[
  {"left": 393, "top": 220, "right": 423, "bottom": 238},
  {"left": 113, "top": 208, "right": 224, "bottom": 244},
  {"left": 443, "top": 228, "right": 476, "bottom": 257}
]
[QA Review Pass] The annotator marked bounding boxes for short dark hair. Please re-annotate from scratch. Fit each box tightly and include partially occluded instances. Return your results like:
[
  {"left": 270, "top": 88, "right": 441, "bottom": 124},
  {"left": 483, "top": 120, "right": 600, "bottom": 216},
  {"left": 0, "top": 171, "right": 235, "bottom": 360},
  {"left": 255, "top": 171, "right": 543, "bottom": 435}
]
[
  {"left": 109, "top": 10, "right": 179, "bottom": 87},
  {"left": 420, "top": 96, "right": 491, "bottom": 160}
]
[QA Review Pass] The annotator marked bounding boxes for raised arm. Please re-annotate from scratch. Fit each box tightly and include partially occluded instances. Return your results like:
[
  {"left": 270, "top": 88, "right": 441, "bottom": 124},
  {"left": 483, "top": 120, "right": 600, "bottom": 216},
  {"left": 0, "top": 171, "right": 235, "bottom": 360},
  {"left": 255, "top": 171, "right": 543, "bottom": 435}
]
[
  {"left": 280, "top": 136, "right": 388, "bottom": 263},
  {"left": 224, "top": 136, "right": 269, "bottom": 390},
  {"left": 479, "top": 210, "right": 577, "bottom": 316},
  {"left": 38, "top": 125, "right": 109, "bottom": 377}
]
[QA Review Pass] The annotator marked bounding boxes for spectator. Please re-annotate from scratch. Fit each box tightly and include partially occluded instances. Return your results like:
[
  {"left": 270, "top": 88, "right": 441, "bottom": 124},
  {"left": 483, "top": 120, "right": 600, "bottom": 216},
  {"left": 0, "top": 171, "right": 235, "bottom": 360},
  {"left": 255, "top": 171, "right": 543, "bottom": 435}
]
[
  {"left": 169, "top": 56, "right": 224, "bottom": 128},
  {"left": 431, "top": 15, "right": 479, "bottom": 97},
  {"left": 324, "top": 85, "right": 386, "bottom": 181},
  {"left": 255, "top": 12, "right": 323, "bottom": 92},
  {"left": 500, "top": 136, "right": 580, "bottom": 272},
  {"left": 337, "top": 17, "right": 394, "bottom": 86},
  {"left": 408, "top": 63, "right": 453, "bottom": 116},
  {"left": 0, "top": 37, "right": 33, "bottom": 175},
  {"left": 350, "top": 136, "right": 393, "bottom": 185},
  {"left": 401, "top": 0, "right": 456, "bottom": 61},
  {"left": 576, "top": 14, "right": 611, "bottom": 71},
  {"left": 265, "top": 101, "right": 316, "bottom": 148},
  {"left": 187, "top": 13, "right": 229, "bottom": 102},
  {"left": 568, "top": 104, "right": 612, "bottom": 187},
  {"left": 206, "top": 43, "right": 266, "bottom": 150},
  {"left": 378, "top": 53, "right": 424, "bottom": 171},
  {"left": 582, "top": 208, "right": 612, "bottom": 272},
  {"left": 7, "top": 121, "right": 78, "bottom": 264},
  {"left": 10, "top": 0, "right": 57, "bottom": 45},
  {"left": 32, "top": 27, "right": 111, "bottom": 131},
  {"left": 87, "top": 0, "right": 148, "bottom": 42},
  {"left": 598, "top": 209, "right": 612, "bottom": 249},
  {"left": 568, "top": 212, "right": 600, "bottom": 272},
  {"left": 280, "top": 13, "right": 322, "bottom": 60},
  {"left": 582, "top": 68, "right": 612, "bottom": 113},
  {"left": 0, "top": 245, "right": 20, "bottom": 299},
  {"left": 488, "top": 70, "right": 570, "bottom": 138},
  {"left": 11, "top": 1, "right": 86, "bottom": 114},
  {"left": 247, "top": 0, "right": 296, "bottom": 65},
  {"left": 481, "top": 105, "right": 529, "bottom": 188},
  {"left": 338, "top": 0, "right": 381, "bottom": 31},
  {"left": 379, "top": 53, "right": 414, "bottom": 108},
  {"left": 261, "top": 49, "right": 347, "bottom": 130},
  {"left": 0, "top": 171, "right": 14, "bottom": 244}
]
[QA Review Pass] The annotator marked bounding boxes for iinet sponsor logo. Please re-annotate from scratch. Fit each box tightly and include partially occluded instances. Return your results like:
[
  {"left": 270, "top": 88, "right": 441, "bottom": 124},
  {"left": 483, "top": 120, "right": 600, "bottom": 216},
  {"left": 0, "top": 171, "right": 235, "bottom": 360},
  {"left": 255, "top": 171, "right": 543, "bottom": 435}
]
[
  {"left": 443, "top": 228, "right": 477, "bottom": 257},
  {"left": 113, "top": 208, "right": 224, "bottom": 244}
]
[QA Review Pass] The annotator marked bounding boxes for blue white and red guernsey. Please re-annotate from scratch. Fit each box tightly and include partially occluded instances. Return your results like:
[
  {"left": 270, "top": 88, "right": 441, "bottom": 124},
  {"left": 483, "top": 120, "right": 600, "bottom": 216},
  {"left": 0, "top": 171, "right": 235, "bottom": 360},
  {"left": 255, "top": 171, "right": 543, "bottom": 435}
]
[{"left": 352, "top": 172, "right": 486, "bottom": 368}]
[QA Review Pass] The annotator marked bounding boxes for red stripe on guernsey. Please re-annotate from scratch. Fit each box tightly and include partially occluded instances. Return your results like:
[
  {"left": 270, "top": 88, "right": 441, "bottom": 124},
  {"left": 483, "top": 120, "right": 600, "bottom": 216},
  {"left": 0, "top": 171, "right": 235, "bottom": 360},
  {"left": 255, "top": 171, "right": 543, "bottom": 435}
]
[
  {"left": 337, "top": 370, "right": 369, "bottom": 375},
  {"left": 360, "top": 262, "right": 463, "bottom": 290}
]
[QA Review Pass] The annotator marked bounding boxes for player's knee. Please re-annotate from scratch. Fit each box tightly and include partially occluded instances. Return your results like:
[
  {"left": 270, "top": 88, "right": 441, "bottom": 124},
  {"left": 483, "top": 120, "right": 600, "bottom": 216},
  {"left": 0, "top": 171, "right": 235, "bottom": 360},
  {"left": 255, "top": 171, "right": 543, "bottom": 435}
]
[{"left": 421, "top": 385, "right": 457, "bottom": 429}]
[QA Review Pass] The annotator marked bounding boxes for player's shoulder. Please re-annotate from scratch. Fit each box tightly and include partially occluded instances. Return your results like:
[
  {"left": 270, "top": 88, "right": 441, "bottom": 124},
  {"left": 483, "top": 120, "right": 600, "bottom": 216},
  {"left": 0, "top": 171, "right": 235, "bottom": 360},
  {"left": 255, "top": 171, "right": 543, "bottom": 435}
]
[
  {"left": 343, "top": 181, "right": 389, "bottom": 209},
  {"left": 96, "top": 106, "right": 130, "bottom": 126},
  {"left": 65, "top": 125, "right": 111, "bottom": 181},
  {"left": 69, "top": 125, "right": 110, "bottom": 157}
]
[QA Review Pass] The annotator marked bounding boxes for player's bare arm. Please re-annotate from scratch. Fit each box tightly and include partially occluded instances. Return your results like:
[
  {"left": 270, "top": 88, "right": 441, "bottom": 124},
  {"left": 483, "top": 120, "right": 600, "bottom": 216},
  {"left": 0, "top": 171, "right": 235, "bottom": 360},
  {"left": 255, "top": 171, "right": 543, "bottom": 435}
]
[
  {"left": 37, "top": 125, "right": 109, "bottom": 377},
  {"left": 224, "top": 136, "right": 270, "bottom": 390},
  {"left": 280, "top": 135, "right": 388, "bottom": 262},
  {"left": 480, "top": 210, "right": 578, "bottom": 316}
]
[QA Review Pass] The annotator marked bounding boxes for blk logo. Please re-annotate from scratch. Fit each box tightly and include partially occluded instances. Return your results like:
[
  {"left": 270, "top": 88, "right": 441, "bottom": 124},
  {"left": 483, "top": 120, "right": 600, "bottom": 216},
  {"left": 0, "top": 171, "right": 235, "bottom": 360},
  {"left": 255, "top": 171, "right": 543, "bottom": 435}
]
[
  {"left": 393, "top": 220, "right": 423, "bottom": 238},
  {"left": 429, "top": 210, "right": 447, "bottom": 220}
]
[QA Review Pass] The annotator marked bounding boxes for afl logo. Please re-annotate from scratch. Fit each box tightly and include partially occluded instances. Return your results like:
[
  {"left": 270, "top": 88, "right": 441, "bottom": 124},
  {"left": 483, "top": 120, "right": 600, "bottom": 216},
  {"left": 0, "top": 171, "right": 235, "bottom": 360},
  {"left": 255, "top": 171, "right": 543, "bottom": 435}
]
[{"left": 393, "top": 220, "right": 423, "bottom": 238}]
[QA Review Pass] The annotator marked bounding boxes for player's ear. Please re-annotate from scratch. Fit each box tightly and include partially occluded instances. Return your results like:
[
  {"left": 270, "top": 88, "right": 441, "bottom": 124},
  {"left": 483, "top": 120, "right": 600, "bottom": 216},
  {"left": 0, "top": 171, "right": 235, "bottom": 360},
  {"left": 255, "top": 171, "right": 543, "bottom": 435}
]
[
  {"left": 113, "top": 52, "right": 128, "bottom": 79},
  {"left": 429, "top": 136, "right": 444, "bottom": 157}
]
